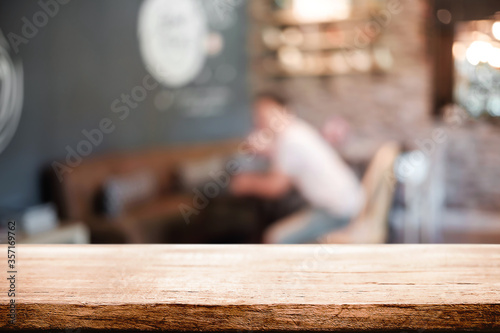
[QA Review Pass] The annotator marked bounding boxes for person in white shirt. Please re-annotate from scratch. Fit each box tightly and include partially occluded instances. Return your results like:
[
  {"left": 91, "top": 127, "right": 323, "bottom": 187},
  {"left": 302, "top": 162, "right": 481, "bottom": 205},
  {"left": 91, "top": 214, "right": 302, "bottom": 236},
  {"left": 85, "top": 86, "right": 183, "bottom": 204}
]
[{"left": 231, "top": 92, "right": 364, "bottom": 243}]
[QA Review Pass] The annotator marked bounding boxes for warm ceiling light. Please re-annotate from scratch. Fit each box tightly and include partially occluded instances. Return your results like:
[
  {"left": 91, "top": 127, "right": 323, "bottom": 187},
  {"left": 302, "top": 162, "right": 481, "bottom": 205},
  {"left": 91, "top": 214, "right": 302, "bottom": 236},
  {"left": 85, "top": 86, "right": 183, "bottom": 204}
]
[
  {"left": 293, "top": 0, "right": 351, "bottom": 22},
  {"left": 488, "top": 46, "right": 500, "bottom": 68},
  {"left": 492, "top": 21, "right": 500, "bottom": 40},
  {"left": 465, "top": 40, "right": 492, "bottom": 65}
]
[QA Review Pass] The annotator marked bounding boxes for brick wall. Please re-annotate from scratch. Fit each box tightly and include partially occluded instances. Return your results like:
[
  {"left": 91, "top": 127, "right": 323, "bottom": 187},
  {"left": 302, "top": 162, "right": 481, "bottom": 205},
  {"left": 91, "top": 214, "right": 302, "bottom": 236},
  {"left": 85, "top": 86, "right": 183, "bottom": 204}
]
[
  {"left": 446, "top": 123, "right": 500, "bottom": 210},
  {"left": 251, "top": 0, "right": 432, "bottom": 151},
  {"left": 251, "top": 0, "right": 500, "bottom": 212}
]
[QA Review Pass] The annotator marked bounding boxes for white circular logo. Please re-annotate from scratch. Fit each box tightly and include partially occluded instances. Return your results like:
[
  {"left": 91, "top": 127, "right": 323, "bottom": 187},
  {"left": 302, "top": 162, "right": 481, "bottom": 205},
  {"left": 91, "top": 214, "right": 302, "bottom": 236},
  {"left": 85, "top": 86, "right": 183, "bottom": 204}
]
[
  {"left": 138, "top": 0, "right": 207, "bottom": 88},
  {"left": 0, "top": 32, "right": 23, "bottom": 155}
]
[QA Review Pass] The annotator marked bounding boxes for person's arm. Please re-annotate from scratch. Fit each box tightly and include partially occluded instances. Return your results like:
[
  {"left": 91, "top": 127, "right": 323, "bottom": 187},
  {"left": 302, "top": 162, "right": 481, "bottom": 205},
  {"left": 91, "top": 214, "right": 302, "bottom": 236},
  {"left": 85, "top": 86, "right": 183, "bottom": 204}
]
[{"left": 230, "top": 168, "right": 292, "bottom": 199}]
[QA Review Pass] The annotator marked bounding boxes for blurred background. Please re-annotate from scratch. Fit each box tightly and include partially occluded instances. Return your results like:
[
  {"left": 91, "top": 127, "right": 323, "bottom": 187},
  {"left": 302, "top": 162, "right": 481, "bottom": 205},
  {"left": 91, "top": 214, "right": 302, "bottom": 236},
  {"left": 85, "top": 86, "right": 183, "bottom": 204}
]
[{"left": 0, "top": 0, "right": 499, "bottom": 244}]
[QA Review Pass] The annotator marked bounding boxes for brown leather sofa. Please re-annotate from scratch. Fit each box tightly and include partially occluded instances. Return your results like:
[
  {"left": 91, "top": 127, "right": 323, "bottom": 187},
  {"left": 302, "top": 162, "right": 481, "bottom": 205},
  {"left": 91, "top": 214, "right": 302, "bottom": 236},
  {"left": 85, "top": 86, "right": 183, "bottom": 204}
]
[{"left": 45, "top": 140, "right": 240, "bottom": 243}]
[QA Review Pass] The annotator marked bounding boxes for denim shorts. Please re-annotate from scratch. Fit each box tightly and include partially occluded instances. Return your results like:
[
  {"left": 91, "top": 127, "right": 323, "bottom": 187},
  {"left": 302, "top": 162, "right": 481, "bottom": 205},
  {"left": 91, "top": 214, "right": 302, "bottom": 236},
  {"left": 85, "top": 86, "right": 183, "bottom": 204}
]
[{"left": 278, "top": 208, "right": 351, "bottom": 244}]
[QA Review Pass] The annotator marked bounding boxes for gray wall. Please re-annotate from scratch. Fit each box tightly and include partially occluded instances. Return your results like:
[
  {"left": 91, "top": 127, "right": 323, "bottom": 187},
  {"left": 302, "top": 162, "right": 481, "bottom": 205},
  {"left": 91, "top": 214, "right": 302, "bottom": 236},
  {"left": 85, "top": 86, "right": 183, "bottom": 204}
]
[{"left": 0, "top": 0, "right": 250, "bottom": 210}]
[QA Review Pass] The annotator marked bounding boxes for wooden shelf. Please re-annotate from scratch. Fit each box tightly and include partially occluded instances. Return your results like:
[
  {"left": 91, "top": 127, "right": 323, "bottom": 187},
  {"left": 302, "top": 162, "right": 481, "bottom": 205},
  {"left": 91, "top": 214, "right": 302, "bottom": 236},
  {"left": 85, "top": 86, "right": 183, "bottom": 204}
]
[
  {"left": 249, "top": 0, "right": 392, "bottom": 78},
  {"left": 254, "top": 47, "right": 392, "bottom": 77},
  {"left": 1, "top": 244, "right": 499, "bottom": 331},
  {"left": 261, "top": 31, "right": 378, "bottom": 52},
  {"left": 257, "top": 13, "right": 371, "bottom": 27}
]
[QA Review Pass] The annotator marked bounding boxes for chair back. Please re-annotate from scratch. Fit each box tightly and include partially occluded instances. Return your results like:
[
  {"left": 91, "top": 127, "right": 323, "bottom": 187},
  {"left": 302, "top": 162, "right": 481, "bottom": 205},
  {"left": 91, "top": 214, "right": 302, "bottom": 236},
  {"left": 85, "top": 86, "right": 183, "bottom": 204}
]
[{"left": 320, "top": 142, "right": 400, "bottom": 244}]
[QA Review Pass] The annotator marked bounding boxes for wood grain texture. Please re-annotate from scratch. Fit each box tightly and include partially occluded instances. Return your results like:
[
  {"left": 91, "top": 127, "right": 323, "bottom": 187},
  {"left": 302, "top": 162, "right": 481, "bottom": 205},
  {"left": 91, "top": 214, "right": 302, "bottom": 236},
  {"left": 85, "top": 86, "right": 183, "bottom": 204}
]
[{"left": 1, "top": 244, "right": 499, "bottom": 331}]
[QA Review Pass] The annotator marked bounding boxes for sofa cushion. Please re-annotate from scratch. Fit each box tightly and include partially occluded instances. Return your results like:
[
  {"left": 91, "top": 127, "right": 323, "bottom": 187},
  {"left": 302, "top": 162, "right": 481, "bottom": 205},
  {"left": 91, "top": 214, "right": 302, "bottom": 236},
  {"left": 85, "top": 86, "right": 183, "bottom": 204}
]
[{"left": 102, "top": 171, "right": 157, "bottom": 217}]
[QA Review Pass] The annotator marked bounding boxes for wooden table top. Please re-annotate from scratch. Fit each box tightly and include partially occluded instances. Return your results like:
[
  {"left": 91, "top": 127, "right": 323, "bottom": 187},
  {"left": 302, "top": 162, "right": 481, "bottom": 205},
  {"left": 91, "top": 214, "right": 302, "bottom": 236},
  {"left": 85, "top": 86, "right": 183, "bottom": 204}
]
[{"left": 1, "top": 244, "right": 499, "bottom": 331}]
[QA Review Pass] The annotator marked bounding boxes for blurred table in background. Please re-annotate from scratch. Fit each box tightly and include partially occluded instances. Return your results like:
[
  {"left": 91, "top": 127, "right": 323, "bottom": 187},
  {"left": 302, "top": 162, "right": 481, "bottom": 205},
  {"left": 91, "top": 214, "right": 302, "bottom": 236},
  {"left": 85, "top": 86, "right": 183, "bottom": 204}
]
[{"left": 18, "top": 222, "right": 89, "bottom": 244}]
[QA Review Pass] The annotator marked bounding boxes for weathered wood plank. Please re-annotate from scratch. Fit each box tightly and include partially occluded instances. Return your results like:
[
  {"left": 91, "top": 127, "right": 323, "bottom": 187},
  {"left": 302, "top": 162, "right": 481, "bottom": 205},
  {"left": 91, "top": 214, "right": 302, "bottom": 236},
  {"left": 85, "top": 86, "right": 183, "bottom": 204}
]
[{"left": 1, "top": 245, "right": 499, "bottom": 331}]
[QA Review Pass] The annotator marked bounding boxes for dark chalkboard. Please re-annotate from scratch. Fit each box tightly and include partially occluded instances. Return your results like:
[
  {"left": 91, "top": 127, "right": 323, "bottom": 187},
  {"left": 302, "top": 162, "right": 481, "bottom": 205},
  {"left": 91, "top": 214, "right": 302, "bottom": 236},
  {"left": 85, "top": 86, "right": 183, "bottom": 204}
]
[{"left": 0, "top": 0, "right": 250, "bottom": 210}]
